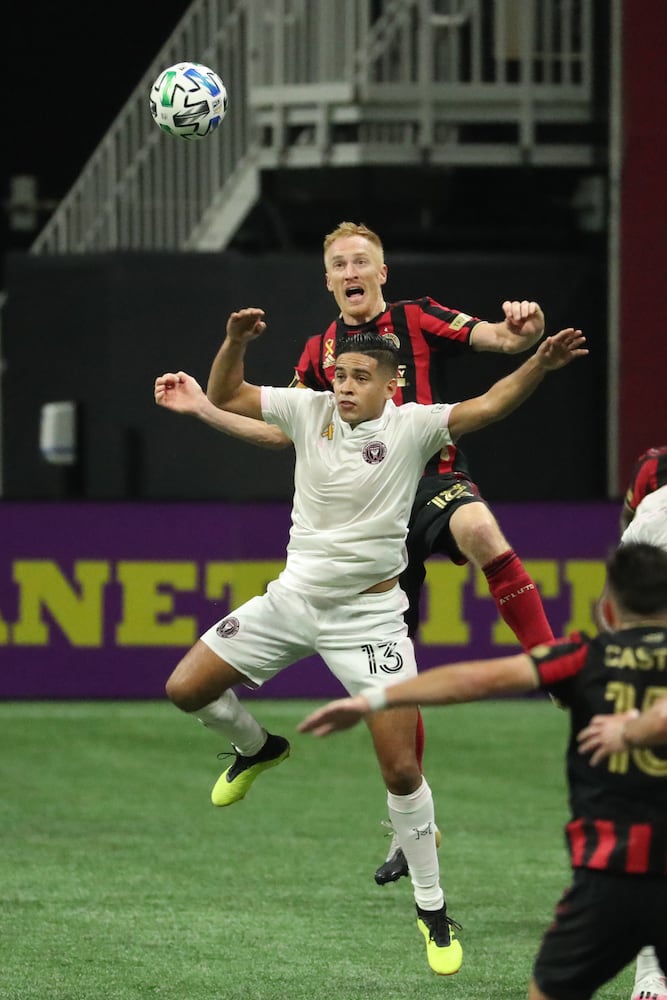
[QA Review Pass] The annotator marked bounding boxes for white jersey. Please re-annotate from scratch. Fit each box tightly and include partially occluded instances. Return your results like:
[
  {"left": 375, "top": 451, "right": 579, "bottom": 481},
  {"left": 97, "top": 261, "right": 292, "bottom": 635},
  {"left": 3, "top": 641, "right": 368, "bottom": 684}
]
[
  {"left": 621, "top": 484, "right": 667, "bottom": 552},
  {"left": 261, "top": 387, "right": 454, "bottom": 597}
]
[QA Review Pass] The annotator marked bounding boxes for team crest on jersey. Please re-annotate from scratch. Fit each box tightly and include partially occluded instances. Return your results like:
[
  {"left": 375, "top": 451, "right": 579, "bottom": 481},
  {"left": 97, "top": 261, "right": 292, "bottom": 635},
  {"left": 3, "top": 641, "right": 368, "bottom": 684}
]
[
  {"left": 216, "top": 617, "right": 240, "bottom": 638},
  {"left": 362, "top": 441, "right": 387, "bottom": 464}
]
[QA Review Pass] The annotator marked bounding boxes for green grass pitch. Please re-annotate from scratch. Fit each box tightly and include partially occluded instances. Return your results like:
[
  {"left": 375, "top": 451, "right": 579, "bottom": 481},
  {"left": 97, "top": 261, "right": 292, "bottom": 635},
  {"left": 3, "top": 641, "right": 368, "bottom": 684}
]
[{"left": 1, "top": 698, "right": 634, "bottom": 999}]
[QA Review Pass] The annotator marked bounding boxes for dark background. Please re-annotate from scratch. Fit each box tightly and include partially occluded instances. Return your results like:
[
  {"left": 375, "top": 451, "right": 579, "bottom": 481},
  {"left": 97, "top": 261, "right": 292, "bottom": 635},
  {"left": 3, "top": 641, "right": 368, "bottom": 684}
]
[
  {"left": 4, "top": 247, "right": 606, "bottom": 501},
  {"left": 4, "top": 2, "right": 611, "bottom": 504},
  {"left": 5, "top": 3, "right": 607, "bottom": 266},
  {"left": 3, "top": 1, "right": 193, "bottom": 278}
]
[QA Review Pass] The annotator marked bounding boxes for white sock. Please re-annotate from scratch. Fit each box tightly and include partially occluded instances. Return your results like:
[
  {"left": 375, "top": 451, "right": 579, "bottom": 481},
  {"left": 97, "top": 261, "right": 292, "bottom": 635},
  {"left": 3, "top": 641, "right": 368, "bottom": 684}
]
[
  {"left": 194, "top": 690, "right": 266, "bottom": 755},
  {"left": 634, "top": 946, "right": 665, "bottom": 987},
  {"left": 387, "top": 777, "right": 444, "bottom": 911}
]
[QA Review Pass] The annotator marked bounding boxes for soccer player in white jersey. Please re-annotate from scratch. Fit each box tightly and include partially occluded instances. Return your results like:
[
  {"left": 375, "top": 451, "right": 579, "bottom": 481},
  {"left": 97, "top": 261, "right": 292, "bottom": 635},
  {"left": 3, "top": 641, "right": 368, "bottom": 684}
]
[
  {"left": 154, "top": 308, "right": 587, "bottom": 977},
  {"left": 621, "top": 485, "right": 667, "bottom": 553}
]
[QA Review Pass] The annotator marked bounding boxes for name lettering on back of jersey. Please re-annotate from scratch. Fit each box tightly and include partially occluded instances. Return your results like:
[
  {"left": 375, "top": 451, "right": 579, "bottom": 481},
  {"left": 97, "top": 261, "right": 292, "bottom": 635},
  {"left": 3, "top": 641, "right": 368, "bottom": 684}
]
[{"left": 604, "top": 642, "right": 667, "bottom": 670}]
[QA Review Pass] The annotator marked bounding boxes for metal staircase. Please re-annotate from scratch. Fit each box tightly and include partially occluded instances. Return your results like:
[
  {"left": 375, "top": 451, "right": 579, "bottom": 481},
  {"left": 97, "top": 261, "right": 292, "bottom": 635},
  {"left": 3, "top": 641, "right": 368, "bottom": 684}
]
[{"left": 31, "top": 0, "right": 598, "bottom": 256}]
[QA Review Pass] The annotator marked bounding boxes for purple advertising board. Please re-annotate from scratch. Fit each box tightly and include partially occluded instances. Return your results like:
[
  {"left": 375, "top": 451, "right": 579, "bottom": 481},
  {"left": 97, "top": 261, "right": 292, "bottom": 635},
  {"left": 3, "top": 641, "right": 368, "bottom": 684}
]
[{"left": 0, "top": 501, "right": 620, "bottom": 700}]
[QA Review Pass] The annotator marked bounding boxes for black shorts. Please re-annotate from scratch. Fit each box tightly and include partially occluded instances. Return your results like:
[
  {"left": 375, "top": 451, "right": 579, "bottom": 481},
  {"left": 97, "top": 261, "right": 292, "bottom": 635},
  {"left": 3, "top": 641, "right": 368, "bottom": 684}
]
[
  {"left": 407, "top": 472, "right": 487, "bottom": 566},
  {"left": 533, "top": 868, "right": 667, "bottom": 1000}
]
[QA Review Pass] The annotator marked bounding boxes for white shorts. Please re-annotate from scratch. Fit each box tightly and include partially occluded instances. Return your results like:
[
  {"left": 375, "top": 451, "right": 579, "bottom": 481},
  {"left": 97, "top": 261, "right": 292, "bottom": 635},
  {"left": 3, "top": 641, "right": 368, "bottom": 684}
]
[{"left": 200, "top": 578, "right": 417, "bottom": 695}]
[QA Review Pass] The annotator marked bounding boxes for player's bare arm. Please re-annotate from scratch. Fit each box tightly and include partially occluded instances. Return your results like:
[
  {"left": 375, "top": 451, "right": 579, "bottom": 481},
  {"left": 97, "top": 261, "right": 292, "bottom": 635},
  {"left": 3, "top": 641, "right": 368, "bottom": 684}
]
[
  {"left": 447, "top": 327, "right": 587, "bottom": 441},
  {"left": 470, "top": 299, "right": 545, "bottom": 354},
  {"left": 206, "top": 307, "right": 265, "bottom": 403},
  {"left": 155, "top": 371, "right": 205, "bottom": 414},
  {"left": 200, "top": 309, "right": 268, "bottom": 418},
  {"left": 578, "top": 697, "right": 667, "bottom": 765},
  {"left": 205, "top": 309, "right": 292, "bottom": 447},
  {"left": 155, "top": 370, "right": 272, "bottom": 435},
  {"left": 298, "top": 654, "right": 537, "bottom": 737}
]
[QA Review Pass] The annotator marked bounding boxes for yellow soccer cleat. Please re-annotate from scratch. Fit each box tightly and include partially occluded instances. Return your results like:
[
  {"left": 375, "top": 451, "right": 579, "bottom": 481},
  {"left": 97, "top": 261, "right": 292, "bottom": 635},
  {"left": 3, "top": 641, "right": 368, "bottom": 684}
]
[
  {"left": 416, "top": 905, "right": 463, "bottom": 976},
  {"left": 211, "top": 733, "right": 290, "bottom": 807}
]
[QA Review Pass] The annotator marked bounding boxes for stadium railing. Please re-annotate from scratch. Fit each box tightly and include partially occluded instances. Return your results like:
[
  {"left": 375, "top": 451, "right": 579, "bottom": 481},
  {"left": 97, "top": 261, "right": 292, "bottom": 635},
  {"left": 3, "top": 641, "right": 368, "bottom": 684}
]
[{"left": 30, "top": 0, "right": 597, "bottom": 255}]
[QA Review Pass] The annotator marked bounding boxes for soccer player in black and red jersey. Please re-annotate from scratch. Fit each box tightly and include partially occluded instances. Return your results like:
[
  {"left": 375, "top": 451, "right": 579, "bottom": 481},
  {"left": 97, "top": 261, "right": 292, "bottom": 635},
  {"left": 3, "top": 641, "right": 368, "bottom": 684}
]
[
  {"left": 298, "top": 541, "right": 667, "bottom": 1000},
  {"left": 206, "top": 220, "right": 555, "bottom": 884},
  {"left": 591, "top": 448, "right": 667, "bottom": 1000}
]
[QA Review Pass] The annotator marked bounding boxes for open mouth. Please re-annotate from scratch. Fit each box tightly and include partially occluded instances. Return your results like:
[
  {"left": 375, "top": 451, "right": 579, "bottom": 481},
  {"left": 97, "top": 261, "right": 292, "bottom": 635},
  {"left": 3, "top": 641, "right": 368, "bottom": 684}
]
[{"left": 345, "top": 286, "right": 364, "bottom": 300}]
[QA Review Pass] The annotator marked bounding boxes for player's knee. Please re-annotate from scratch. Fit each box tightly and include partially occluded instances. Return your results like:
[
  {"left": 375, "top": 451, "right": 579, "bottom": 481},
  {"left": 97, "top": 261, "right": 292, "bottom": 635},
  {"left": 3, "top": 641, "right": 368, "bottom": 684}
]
[
  {"left": 381, "top": 759, "right": 422, "bottom": 795},
  {"left": 165, "top": 667, "right": 200, "bottom": 712},
  {"left": 451, "top": 506, "right": 507, "bottom": 564}
]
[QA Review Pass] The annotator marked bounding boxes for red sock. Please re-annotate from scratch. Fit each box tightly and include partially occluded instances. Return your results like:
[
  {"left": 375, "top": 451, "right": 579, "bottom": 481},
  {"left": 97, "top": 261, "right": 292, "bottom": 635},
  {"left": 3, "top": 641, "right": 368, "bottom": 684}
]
[
  {"left": 415, "top": 710, "right": 425, "bottom": 770},
  {"left": 483, "top": 549, "right": 554, "bottom": 650}
]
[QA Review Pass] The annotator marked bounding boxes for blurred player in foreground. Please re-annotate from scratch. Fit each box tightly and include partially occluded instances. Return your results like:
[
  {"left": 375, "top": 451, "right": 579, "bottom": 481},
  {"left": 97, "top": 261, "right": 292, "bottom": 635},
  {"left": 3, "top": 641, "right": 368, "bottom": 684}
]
[
  {"left": 155, "top": 311, "right": 586, "bottom": 977},
  {"left": 593, "top": 448, "right": 667, "bottom": 1000},
  {"left": 298, "top": 543, "right": 667, "bottom": 1000}
]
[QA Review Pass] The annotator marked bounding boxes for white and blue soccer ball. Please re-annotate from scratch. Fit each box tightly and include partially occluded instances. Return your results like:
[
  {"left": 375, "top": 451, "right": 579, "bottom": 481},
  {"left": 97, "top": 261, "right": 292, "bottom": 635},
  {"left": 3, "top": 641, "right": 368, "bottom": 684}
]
[{"left": 149, "top": 62, "right": 228, "bottom": 140}]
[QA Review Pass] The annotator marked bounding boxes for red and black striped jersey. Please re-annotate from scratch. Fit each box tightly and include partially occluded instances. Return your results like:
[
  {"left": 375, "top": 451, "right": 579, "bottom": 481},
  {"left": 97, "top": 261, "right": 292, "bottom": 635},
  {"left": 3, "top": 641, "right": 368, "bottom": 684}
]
[
  {"left": 530, "top": 629, "right": 667, "bottom": 876},
  {"left": 625, "top": 446, "right": 667, "bottom": 514},
  {"left": 293, "top": 298, "right": 480, "bottom": 475}
]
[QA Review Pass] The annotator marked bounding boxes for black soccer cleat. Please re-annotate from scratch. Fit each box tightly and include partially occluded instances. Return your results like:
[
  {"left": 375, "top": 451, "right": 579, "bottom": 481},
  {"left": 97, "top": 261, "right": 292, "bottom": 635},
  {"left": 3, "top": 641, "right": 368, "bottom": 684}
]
[
  {"left": 374, "top": 822, "right": 442, "bottom": 884},
  {"left": 375, "top": 843, "right": 409, "bottom": 884}
]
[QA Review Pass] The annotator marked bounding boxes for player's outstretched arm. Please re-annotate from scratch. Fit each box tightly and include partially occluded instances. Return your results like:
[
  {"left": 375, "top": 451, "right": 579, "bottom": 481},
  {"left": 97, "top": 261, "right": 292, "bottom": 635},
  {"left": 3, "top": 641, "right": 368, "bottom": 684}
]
[
  {"left": 578, "top": 697, "right": 667, "bottom": 764},
  {"left": 207, "top": 308, "right": 266, "bottom": 403},
  {"left": 470, "top": 300, "right": 545, "bottom": 354},
  {"left": 155, "top": 371, "right": 208, "bottom": 415},
  {"left": 298, "top": 654, "right": 537, "bottom": 737},
  {"left": 297, "top": 695, "right": 373, "bottom": 736},
  {"left": 205, "top": 308, "right": 294, "bottom": 447},
  {"left": 200, "top": 410, "right": 290, "bottom": 447},
  {"left": 155, "top": 370, "right": 264, "bottom": 428},
  {"left": 201, "top": 308, "right": 269, "bottom": 418},
  {"left": 448, "top": 327, "right": 588, "bottom": 441}
]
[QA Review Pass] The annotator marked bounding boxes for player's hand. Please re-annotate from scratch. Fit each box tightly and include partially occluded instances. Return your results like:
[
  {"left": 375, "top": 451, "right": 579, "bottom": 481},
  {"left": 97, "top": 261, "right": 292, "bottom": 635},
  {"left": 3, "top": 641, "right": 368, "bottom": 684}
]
[
  {"left": 577, "top": 709, "right": 638, "bottom": 765},
  {"left": 226, "top": 308, "right": 267, "bottom": 343},
  {"left": 502, "top": 300, "right": 545, "bottom": 339},
  {"left": 297, "top": 695, "right": 372, "bottom": 737},
  {"left": 154, "top": 371, "right": 205, "bottom": 413},
  {"left": 536, "top": 328, "right": 588, "bottom": 370}
]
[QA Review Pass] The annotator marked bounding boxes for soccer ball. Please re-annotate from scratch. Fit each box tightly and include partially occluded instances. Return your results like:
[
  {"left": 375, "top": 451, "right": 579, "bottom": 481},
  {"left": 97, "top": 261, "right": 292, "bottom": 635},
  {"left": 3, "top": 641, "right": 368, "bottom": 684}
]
[{"left": 149, "top": 62, "right": 228, "bottom": 140}]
